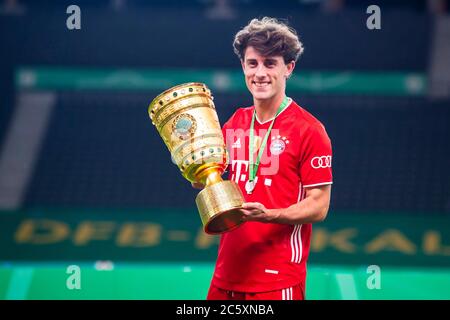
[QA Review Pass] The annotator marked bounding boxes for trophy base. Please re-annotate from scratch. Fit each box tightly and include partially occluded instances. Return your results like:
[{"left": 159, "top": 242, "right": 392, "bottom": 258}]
[{"left": 195, "top": 180, "right": 245, "bottom": 235}]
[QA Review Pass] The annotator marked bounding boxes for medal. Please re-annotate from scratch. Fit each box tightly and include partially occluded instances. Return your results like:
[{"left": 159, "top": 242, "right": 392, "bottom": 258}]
[{"left": 245, "top": 179, "right": 256, "bottom": 194}]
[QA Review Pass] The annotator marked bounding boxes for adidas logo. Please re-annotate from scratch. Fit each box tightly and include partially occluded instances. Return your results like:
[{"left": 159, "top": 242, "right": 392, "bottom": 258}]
[{"left": 232, "top": 138, "right": 241, "bottom": 149}]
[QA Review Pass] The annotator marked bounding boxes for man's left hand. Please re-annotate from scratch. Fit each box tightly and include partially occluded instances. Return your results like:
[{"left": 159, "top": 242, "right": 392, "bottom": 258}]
[{"left": 240, "top": 202, "right": 280, "bottom": 223}]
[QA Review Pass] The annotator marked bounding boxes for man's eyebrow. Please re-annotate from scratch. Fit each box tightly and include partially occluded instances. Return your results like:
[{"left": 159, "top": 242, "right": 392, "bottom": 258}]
[
  {"left": 264, "top": 58, "right": 278, "bottom": 63},
  {"left": 245, "top": 58, "right": 278, "bottom": 63}
]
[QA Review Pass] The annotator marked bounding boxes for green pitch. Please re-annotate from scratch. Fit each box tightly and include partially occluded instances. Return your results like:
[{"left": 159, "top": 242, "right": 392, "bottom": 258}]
[{"left": 1, "top": 262, "right": 449, "bottom": 300}]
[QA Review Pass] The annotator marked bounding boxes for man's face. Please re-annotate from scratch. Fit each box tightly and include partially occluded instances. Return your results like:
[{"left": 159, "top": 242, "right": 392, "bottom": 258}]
[{"left": 242, "top": 46, "right": 295, "bottom": 102}]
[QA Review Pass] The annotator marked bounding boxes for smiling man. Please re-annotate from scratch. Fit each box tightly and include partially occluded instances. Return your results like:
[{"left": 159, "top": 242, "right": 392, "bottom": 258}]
[{"left": 205, "top": 17, "right": 333, "bottom": 300}]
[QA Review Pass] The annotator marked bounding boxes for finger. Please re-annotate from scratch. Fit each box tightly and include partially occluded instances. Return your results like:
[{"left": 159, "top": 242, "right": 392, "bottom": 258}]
[
  {"left": 239, "top": 209, "right": 253, "bottom": 216},
  {"left": 242, "top": 202, "right": 261, "bottom": 209},
  {"left": 243, "top": 214, "right": 262, "bottom": 222},
  {"left": 242, "top": 213, "right": 258, "bottom": 221}
]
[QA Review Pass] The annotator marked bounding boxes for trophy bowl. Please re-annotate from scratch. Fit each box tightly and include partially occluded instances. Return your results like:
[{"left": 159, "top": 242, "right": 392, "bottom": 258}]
[{"left": 148, "top": 82, "right": 245, "bottom": 234}]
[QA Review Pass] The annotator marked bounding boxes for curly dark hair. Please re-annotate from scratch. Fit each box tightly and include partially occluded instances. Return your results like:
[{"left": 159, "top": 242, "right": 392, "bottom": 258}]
[{"left": 233, "top": 17, "right": 304, "bottom": 64}]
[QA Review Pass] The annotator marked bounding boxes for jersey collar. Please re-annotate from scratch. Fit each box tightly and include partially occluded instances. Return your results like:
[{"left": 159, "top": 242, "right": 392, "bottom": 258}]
[{"left": 255, "top": 97, "right": 293, "bottom": 125}]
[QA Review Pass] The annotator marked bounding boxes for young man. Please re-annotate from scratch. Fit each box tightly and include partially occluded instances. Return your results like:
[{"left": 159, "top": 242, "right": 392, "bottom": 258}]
[{"left": 206, "top": 17, "right": 333, "bottom": 300}]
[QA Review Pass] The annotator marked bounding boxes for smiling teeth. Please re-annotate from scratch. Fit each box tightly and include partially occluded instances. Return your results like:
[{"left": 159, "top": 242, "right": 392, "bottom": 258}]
[{"left": 255, "top": 82, "right": 269, "bottom": 87}]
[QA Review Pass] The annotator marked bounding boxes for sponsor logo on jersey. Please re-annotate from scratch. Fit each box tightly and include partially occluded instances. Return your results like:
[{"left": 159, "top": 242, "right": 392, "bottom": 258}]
[
  {"left": 311, "top": 155, "right": 332, "bottom": 169},
  {"left": 232, "top": 138, "right": 241, "bottom": 149}
]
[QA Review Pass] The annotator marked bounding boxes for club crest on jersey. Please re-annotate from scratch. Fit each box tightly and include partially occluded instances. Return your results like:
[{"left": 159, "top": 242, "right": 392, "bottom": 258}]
[{"left": 270, "top": 136, "right": 289, "bottom": 155}]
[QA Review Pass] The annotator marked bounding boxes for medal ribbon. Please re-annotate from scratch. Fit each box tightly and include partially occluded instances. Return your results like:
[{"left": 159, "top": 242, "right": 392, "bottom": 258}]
[{"left": 249, "top": 96, "right": 289, "bottom": 183}]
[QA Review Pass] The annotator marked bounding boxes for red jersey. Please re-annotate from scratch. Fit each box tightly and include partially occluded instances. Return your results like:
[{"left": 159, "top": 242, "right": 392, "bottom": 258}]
[{"left": 211, "top": 98, "right": 333, "bottom": 293}]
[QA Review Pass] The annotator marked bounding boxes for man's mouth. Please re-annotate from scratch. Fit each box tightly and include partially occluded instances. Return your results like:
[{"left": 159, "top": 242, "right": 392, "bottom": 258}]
[{"left": 252, "top": 81, "right": 271, "bottom": 88}]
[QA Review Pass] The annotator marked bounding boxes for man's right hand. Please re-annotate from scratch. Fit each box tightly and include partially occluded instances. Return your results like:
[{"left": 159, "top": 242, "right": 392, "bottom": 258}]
[{"left": 191, "top": 182, "right": 205, "bottom": 189}]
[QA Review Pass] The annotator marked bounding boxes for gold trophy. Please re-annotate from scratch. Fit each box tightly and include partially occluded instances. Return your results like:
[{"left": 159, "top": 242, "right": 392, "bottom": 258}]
[{"left": 148, "top": 83, "right": 245, "bottom": 234}]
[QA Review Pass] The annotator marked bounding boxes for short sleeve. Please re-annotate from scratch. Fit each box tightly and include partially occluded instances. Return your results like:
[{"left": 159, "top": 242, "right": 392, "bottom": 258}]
[{"left": 299, "top": 124, "right": 333, "bottom": 188}]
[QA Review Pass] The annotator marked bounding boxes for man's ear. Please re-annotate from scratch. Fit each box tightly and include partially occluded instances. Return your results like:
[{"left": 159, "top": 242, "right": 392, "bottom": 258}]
[
  {"left": 241, "top": 59, "right": 246, "bottom": 72},
  {"left": 286, "top": 61, "right": 296, "bottom": 78}
]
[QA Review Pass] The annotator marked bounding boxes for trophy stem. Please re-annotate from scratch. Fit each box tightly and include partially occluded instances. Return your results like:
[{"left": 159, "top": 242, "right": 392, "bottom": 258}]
[{"left": 195, "top": 166, "right": 223, "bottom": 186}]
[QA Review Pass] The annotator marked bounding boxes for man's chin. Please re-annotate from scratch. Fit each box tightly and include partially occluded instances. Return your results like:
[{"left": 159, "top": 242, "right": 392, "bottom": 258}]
[{"left": 251, "top": 92, "right": 272, "bottom": 101}]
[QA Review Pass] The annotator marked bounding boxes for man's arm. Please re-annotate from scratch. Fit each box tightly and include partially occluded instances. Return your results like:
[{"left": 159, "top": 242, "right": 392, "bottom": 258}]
[{"left": 240, "top": 184, "right": 331, "bottom": 224}]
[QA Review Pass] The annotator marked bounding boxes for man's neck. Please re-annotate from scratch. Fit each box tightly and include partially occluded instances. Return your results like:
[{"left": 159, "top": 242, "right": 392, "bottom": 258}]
[{"left": 254, "top": 93, "right": 286, "bottom": 123}]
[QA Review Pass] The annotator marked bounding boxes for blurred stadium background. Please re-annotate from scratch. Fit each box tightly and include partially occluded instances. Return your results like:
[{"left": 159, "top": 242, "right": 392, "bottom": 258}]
[{"left": 0, "top": 0, "right": 449, "bottom": 300}]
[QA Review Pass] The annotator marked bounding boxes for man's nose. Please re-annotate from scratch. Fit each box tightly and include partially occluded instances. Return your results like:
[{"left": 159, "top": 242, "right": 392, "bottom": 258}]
[{"left": 255, "top": 65, "right": 267, "bottom": 78}]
